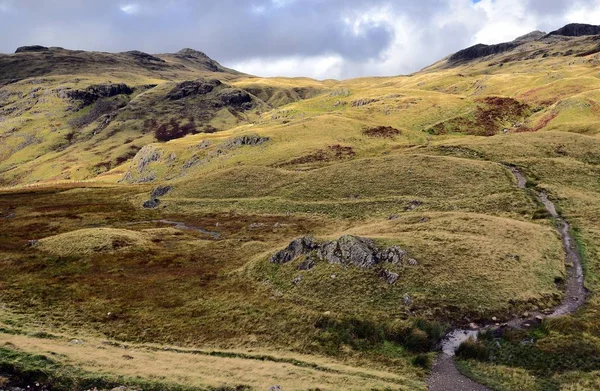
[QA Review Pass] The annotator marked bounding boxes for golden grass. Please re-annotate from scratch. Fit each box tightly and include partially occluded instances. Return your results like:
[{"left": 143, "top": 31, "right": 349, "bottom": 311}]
[
  {"left": 36, "top": 228, "right": 152, "bottom": 256},
  {"left": 0, "top": 331, "right": 424, "bottom": 391}
]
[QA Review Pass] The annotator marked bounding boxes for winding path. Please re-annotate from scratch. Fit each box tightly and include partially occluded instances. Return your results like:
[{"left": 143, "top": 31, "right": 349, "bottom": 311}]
[{"left": 427, "top": 165, "right": 587, "bottom": 391}]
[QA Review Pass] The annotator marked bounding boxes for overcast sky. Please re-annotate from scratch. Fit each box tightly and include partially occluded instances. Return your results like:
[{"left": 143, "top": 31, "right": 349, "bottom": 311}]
[{"left": 0, "top": 0, "right": 599, "bottom": 79}]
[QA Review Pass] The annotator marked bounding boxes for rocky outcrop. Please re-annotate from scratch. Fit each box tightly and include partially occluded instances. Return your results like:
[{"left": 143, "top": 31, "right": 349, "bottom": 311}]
[
  {"left": 224, "top": 135, "right": 270, "bottom": 148},
  {"left": 547, "top": 23, "right": 600, "bottom": 37},
  {"left": 217, "top": 88, "right": 253, "bottom": 108},
  {"left": 271, "top": 237, "right": 318, "bottom": 264},
  {"left": 123, "top": 50, "right": 165, "bottom": 63},
  {"left": 449, "top": 42, "right": 520, "bottom": 64},
  {"left": 514, "top": 30, "right": 546, "bottom": 42},
  {"left": 15, "top": 45, "right": 50, "bottom": 53},
  {"left": 270, "top": 235, "right": 411, "bottom": 269},
  {"left": 64, "top": 83, "right": 134, "bottom": 106},
  {"left": 166, "top": 79, "right": 221, "bottom": 100}
]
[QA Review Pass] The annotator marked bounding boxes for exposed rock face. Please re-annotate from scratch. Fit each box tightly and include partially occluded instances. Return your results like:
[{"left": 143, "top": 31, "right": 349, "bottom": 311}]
[
  {"left": 218, "top": 88, "right": 253, "bottom": 108},
  {"left": 270, "top": 237, "right": 317, "bottom": 264},
  {"left": 64, "top": 83, "right": 133, "bottom": 106},
  {"left": 123, "top": 50, "right": 165, "bottom": 63},
  {"left": 15, "top": 45, "right": 50, "bottom": 53},
  {"left": 548, "top": 23, "right": 600, "bottom": 37},
  {"left": 271, "top": 235, "right": 414, "bottom": 269},
  {"left": 318, "top": 236, "right": 380, "bottom": 268},
  {"left": 166, "top": 79, "right": 221, "bottom": 100},
  {"left": 449, "top": 42, "right": 521, "bottom": 64},
  {"left": 224, "top": 135, "right": 270, "bottom": 148}
]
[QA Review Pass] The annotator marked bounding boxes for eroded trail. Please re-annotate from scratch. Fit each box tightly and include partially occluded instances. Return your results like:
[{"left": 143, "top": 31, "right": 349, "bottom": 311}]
[{"left": 427, "top": 165, "right": 586, "bottom": 391}]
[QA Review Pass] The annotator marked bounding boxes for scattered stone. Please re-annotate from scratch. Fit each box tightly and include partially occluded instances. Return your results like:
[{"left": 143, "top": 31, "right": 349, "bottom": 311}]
[
  {"left": 249, "top": 223, "right": 265, "bottom": 229},
  {"left": 492, "top": 316, "right": 498, "bottom": 322},
  {"left": 380, "top": 270, "right": 399, "bottom": 285},
  {"left": 522, "top": 312, "right": 530, "bottom": 318},
  {"left": 273, "top": 222, "right": 281, "bottom": 228},
  {"left": 469, "top": 323, "right": 479, "bottom": 330},
  {"left": 297, "top": 256, "right": 315, "bottom": 271},
  {"left": 142, "top": 198, "right": 161, "bottom": 209},
  {"left": 68, "top": 339, "right": 84, "bottom": 345},
  {"left": 403, "top": 294, "right": 413, "bottom": 306},
  {"left": 151, "top": 185, "right": 172, "bottom": 199},
  {"left": 535, "top": 315, "right": 544, "bottom": 322},
  {"left": 378, "top": 246, "right": 407, "bottom": 265},
  {"left": 405, "top": 200, "right": 422, "bottom": 211},
  {"left": 268, "top": 386, "right": 282, "bottom": 391},
  {"left": 388, "top": 214, "right": 399, "bottom": 220},
  {"left": 407, "top": 258, "right": 419, "bottom": 266},
  {"left": 330, "top": 274, "right": 336, "bottom": 279},
  {"left": 419, "top": 217, "right": 430, "bottom": 223},
  {"left": 28, "top": 240, "right": 39, "bottom": 247},
  {"left": 292, "top": 275, "right": 303, "bottom": 285}
]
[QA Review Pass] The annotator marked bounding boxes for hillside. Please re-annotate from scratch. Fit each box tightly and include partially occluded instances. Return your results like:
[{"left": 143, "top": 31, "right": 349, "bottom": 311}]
[{"left": 1, "top": 23, "right": 600, "bottom": 391}]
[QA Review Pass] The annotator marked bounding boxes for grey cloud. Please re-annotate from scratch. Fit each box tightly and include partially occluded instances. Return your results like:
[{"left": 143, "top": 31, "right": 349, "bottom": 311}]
[{"left": 0, "top": 0, "right": 597, "bottom": 78}]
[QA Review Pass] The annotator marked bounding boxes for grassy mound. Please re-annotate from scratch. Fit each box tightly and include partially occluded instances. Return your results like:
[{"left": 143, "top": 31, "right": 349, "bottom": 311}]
[{"left": 36, "top": 228, "right": 150, "bottom": 256}]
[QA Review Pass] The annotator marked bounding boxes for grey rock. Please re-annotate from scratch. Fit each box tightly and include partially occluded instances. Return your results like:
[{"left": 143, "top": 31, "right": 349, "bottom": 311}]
[
  {"left": 64, "top": 83, "right": 133, "bottom": 106},
  {"left": 166, "top": 79, "right": 221, "bottom": 100},
  {"left": 378, "top": 246, "right": 406, "bottom": 265},
  {"left": 224, "top": 135, "right": 270, "bottom": 149},
  {"left": 403, "top": 294, "right": 413, "bottom": 306},
  {"left": 218, "top": 88, "right": 253, "bottom": 108},
  {"left": 142, "top": 198, "right": 160, "bottom": 209},
  {"left": 317, "top": 235, "right": 379, "bottom": 268},
  {"left": 297, "top": 256, "right": 315, "bottom": 271},
  {"left": 268, "top": 386, "right": 282, "bottom": 391},
  {"left": 292, "top": 275, "right": 303, "bottom": 285},
  {"left": 270, "top": 237, "right": 317, "bottom": 264},
  {"left": 388, "top": 214, "right": 399, "bottom": 220},
  {"left": 151, "top": 185, "right": 172, "bottom": 199},
  {"left": 408, "top": 258, "right": 419, "bottom": 266},
  {"left": 405, "top": 200, "right": 422, "bottom": 211},
  {"left": 380, "top": 270, "right": 399, "bottom": 285}
]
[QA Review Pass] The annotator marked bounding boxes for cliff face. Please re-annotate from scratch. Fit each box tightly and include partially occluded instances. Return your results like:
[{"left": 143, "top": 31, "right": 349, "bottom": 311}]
[
  {"left": 548, "top": 23, "right": 600, "bottom": 37},
  {"left": 448, "top": 42, "right": 521, "bottom": 64}
]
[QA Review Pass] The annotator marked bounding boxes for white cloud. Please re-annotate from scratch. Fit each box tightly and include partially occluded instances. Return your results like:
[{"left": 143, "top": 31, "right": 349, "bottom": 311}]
[
  {"left": 120, "top": 3, "right": 140, "bottom": 15},
  {"left": 229, "top": 55, "right": 345, "bottom": 79}
]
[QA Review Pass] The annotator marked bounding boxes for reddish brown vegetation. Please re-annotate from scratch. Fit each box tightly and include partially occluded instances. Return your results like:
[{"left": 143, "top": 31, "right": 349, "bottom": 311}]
[
  {"left": 429, "top": 96, "right": 531, "bottom": 136},
  {"left": 362, "top": 126, "right": 402, "bottom": 138}
]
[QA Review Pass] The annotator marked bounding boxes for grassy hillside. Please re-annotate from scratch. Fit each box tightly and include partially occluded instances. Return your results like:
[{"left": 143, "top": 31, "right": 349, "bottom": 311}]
[{"left": 1, "top": 28, "right": 600, "bottom": 390}]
